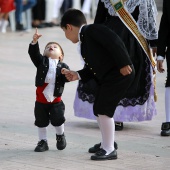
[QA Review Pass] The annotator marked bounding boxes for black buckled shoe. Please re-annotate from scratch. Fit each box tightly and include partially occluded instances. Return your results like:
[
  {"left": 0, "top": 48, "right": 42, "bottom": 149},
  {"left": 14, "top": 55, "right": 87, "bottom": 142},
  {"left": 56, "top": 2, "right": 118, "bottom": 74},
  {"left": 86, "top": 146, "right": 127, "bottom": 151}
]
[
  {"left": 34, "top": 140, "right": 49, "bottom": 152},
  {"left": 115, "top": 122, "right": 123, "bottom": 131},
  {"left": 91, "top": 149, "right": 117, "bottom": 160},
  {"left": 56, "top": 133, "right": 67, "bottom": 150},
  {"left": 88, "top": 141, "right": 118, "bottom": 153},
  {"left": 161, "top": 122, "right": 170, "bottom": 136}
]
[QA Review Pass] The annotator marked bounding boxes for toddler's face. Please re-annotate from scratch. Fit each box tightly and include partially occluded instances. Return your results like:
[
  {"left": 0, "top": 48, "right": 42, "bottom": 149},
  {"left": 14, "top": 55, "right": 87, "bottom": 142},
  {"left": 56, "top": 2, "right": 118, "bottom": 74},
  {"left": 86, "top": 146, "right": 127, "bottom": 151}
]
[{"left": 44, "top": 44, "right": 62, "bottom": 59}]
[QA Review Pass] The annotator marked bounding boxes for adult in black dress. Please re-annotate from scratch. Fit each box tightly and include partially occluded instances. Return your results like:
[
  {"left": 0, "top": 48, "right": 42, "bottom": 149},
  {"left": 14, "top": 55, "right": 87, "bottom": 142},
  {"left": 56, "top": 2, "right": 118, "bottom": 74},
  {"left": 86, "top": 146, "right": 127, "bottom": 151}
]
[{"left": 74, "top": 0, "right": 158, "bottom": 130}]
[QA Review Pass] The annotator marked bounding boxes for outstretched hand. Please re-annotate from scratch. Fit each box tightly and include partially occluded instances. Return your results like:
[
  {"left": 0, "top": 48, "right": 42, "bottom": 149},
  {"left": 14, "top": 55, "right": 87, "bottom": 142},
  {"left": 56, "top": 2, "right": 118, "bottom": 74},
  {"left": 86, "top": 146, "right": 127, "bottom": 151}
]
[
  {"left": 32, "top": 28, "right": 42, "bottom": 43},
  {"left": 61, "top": 68, "right": 79, "bottom": 81},
  {"left": 120, "top": 65, "right": 132, "bottom": 76}
]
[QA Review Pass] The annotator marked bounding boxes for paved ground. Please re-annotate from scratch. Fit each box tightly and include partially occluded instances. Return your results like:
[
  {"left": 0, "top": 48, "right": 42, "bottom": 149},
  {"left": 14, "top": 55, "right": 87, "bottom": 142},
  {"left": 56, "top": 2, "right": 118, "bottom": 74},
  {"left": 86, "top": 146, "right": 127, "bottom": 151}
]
[{"left": 0, "top": 10, "right": 170, "bottom": 170}]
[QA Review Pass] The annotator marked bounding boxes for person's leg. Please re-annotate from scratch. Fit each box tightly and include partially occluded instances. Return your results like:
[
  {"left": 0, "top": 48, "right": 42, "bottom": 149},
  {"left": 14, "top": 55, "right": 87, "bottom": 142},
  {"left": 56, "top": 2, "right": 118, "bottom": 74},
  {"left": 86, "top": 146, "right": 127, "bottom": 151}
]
[
  {"left": 0, "top": 13, "right": 9, "bottom": 33},
  {"left": 45, "top": 0, "right": 54, "bottom": 23},
  {"left": 32, "top": 0, "right": 40, "bottom": 26},
  {"left": 68, "top": 0, "right": 73, "bottom": 8},
  {"left": 161, "top": 87, "right": 170, "bottom": 136},
  {"left": 38, "top": 127, "right": 47, "bottom": 141},
  {"left": 88, "top": 117, "right": 102, "bottom": 153},
  {"left": 90, "top": 114, "right": 117, "bottom": 160},
  {"left": 22, "top": 0, "right": 37, "bottom": 12},
  {"left": 34, "top": 102, "right": 50, "bottom": 152},
  {"left": 81, "top": 0, "right": 84, "bottom": 6},
  {"left": 55, "top": 124, "right": 66, "bottom": 150},
  {"left": 88, "top": 116, "right": 118, "bottom": 153},
  {"left": 53, "top": 0, "right": 64, "bottom": 19},
  {"left": 15, "top": 0, "right": 23, "bottom": 24},
  {"left": 165, "top": 87, "right": 170, "bottom": 122},
  {"left": 54, "top": 124, "right": 64, "bottom": 135},
  {"left": 161, "top": 54, "right": 170, "bottom": 136},
  {"left": 91, "top": 73, "right": 134, "bottom": 160},
  {"left": 50, "top": 101, "right": 66, "bottom": 150},
  {"left": 0, "top": 13, "right": 4, "bottom": 31},
  {"left": 60, "top": 0, "right": 72, "bottom": 14},
  {"left": 52, "top": 0, "right": 64, "bottom": 23},
  {"left": 15, "top": 0, "right": 27, "bottom": 30},
  {"left": 32, "top": 0, "right": 46, "bottom": 28},
  {"left": 81, "top": 0, "right": 91, "bottom": 16},
  {"left": 98, "top": 115, "right": 115, "bottom": 154},
  {"left": 35, "top": 127, "right": 49, "bottom": 152}
]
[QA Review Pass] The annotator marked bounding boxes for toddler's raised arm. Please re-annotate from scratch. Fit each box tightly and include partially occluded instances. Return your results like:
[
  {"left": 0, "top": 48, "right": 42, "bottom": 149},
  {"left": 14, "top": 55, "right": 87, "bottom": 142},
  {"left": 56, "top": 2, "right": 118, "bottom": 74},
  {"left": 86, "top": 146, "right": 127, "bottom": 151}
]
[{"left": 32, "top": 28, "right": 42, "bottom": 44}]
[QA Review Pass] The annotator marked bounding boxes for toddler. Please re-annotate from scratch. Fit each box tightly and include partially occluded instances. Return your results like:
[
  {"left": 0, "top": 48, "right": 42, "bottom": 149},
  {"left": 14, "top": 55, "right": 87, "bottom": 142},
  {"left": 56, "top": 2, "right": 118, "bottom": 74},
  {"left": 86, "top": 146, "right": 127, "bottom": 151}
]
[{"left": 28, "top": 28, "right": 69, "bottom": 152}]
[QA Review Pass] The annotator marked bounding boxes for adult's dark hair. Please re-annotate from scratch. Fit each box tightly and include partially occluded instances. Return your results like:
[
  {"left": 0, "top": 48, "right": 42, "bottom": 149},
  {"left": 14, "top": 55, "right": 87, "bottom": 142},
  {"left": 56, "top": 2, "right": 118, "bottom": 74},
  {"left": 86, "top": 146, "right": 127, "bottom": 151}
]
[{"left": 60, "top": 8, "right": 87, "bottom": 28}]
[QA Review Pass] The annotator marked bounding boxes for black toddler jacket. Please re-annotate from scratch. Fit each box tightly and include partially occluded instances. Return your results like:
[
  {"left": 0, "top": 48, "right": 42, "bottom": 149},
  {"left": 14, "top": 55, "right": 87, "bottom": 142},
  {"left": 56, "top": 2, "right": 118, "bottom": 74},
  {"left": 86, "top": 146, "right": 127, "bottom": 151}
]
[
  {"left": 77, "top": 24, "right": 132, "bottom": 83},
  {"left": 28, "top": 42, "right": 69, "bottom": 97}
]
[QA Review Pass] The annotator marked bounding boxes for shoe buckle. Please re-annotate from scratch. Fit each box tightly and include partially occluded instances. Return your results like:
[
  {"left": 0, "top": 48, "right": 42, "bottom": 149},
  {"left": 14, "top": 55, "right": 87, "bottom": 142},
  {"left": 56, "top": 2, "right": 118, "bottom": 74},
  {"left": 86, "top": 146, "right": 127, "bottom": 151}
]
[
  {"left": 57, "top": 137, "right": 62, "bottom": 142},
  {"left": 115, "top": 122, "right": 122, "bottom": 126},
  {"left": 38, "top": 140, "right": 44, "bottom": 146},
  {"left": 96, "top": 149, "right": 106, "bottom": 156}
]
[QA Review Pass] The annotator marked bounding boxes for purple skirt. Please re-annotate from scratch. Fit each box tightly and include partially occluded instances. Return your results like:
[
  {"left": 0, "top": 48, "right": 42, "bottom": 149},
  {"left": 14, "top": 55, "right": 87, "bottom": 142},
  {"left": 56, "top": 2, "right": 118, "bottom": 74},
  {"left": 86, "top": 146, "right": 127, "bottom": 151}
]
[{"left": 74, "top": 66, "right": 157, "bottom": 122}]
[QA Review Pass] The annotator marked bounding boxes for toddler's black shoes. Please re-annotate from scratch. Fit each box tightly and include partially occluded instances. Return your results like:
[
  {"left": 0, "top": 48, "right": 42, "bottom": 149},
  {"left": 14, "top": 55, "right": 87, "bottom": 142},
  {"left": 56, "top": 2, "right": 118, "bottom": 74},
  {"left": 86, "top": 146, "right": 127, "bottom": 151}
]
[
  {"left": 34, "top": 140, "right": 49, "bottom": 152},
  {"left": 34, "top": 134, "right": 66, "bottom": 152},
  {"left": 56, "top": 133, "right": 67, "bottom": 150}
]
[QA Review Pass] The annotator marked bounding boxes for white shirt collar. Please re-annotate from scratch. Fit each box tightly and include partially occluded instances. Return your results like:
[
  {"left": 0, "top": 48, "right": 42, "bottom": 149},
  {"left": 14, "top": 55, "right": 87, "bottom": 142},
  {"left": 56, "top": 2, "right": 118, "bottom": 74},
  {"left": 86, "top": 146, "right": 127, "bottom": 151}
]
[{"left": 78, "top": 25, "right": 85, "bottom": 42}]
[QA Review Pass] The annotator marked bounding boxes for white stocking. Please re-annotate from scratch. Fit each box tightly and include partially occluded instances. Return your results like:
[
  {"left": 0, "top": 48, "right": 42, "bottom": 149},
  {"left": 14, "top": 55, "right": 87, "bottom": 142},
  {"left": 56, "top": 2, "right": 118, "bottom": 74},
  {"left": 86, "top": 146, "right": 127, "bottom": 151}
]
[
  {"left": 82, "top": 0, "right": 92, "bottom": 15},
  {"left": 96, "top": 116, "right": 102, "bottom": 148},
  {"left": 38, "top": 127, "right": 47, "bottom": 141},
  {"left": 98, "top": 115, "right": 115, "bottom": 155},
  {"left": 53, "top": 0, "right": 64, "bottom": 18},
  {"left": 54, "top": 124, "right": 64, "bottom": 135},
  {"left": 165, "top": 87, "right": 170, "bottom": 122}
]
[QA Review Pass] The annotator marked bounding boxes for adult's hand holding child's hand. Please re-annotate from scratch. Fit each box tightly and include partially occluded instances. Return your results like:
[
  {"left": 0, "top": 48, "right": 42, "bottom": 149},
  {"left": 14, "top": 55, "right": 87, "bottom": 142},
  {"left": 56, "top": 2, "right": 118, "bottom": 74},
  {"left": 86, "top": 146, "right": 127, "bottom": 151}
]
[
  {"left": 33, "top": 28, "right": 42, "bottom": 44},
  {"left": 61, "top": 68, "right": 79, "bottom": 81}
]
